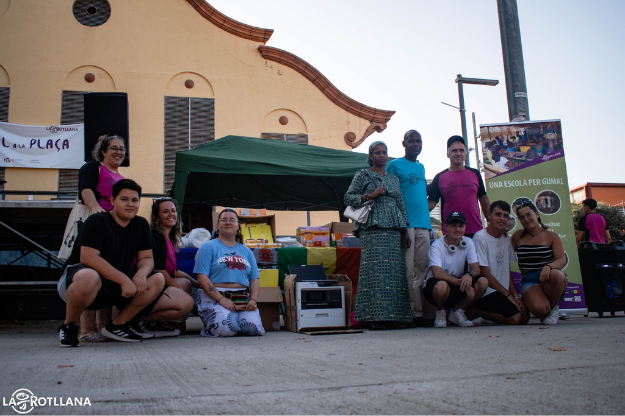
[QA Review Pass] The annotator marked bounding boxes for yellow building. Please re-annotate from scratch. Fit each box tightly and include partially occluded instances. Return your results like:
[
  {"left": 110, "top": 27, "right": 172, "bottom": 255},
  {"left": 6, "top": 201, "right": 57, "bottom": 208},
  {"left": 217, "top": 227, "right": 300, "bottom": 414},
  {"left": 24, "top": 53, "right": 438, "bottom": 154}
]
[{"left": 0, "top": 0, "right": 394, "bottom": 235}]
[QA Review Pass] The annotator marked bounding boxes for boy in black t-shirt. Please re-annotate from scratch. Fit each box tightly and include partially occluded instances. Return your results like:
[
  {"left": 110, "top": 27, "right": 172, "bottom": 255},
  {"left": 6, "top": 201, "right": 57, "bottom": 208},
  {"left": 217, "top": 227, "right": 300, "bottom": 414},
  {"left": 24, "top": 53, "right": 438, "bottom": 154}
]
[{"left": 57, "top": 179, "right": 165, "bottom": 346}]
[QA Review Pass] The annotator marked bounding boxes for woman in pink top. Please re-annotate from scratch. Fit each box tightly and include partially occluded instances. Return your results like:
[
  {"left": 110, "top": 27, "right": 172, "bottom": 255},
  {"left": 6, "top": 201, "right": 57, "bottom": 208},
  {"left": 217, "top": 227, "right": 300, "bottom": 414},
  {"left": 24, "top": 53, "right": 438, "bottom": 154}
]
[{"left": 78, "top": 135, "right": 126, "bottom": 213}]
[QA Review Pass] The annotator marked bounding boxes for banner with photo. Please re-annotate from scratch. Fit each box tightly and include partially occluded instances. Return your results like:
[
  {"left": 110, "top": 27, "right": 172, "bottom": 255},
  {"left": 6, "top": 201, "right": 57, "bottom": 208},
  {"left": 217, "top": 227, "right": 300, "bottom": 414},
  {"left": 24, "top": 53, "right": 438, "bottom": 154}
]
[
  {"left": 0, "top": 122, "right": 85, "bottom": 169},
  {"left": 480, "top": 119, "right": 584, "bottom": 311}
]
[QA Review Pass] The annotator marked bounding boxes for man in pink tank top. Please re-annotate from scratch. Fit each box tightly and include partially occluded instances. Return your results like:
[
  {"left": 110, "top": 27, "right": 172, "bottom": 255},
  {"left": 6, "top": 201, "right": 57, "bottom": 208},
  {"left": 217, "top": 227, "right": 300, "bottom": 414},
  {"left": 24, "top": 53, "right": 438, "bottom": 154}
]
[
  {"left": 428, "top": 136, "right": 490, "bottom": 238},
  {"left": 576, "top": 198, "right": 612, "bottom": 247}
]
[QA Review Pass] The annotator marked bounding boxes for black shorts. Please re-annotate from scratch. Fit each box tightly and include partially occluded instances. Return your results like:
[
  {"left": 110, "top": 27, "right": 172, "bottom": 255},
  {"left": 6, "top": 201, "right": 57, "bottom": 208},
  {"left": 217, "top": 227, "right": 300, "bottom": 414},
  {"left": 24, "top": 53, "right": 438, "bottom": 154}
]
[
  {"left": 60, "top": 264, "right": 162, "bottom": 314},
  {"left": 469, "top": 291, "right": 520, "bottom": 318},
  {"left": 423, "top": 275, "right": 481, "bottom": 308}
]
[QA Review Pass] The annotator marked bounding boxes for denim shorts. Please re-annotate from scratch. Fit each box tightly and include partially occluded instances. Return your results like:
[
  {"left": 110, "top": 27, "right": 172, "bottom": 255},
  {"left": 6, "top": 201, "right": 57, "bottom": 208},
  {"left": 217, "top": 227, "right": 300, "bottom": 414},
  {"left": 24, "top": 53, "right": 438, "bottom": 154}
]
[{"left": 520, "top": 270, "right": 541, "bottom": 294}]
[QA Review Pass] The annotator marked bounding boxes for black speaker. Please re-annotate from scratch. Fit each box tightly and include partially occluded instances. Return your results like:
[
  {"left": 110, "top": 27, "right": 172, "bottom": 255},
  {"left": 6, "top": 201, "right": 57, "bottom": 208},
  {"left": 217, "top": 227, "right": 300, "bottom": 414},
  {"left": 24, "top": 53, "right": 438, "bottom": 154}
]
[
  {"left": 83, "top": 92, "right": 129, "bottom": 166},
  {"left": 579, "top": 241, "right": 625, "bottom": 317}
]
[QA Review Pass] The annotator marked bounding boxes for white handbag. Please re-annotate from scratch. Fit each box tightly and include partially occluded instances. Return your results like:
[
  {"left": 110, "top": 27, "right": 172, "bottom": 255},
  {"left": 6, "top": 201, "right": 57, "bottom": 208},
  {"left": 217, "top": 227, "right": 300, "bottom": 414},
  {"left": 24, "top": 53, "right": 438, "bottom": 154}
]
[
  {"left": 344, "top": 199, "right": 374, "bottom": 223},
  {"left": 343, "top": 169, "right": 380, "bottom": 224}
]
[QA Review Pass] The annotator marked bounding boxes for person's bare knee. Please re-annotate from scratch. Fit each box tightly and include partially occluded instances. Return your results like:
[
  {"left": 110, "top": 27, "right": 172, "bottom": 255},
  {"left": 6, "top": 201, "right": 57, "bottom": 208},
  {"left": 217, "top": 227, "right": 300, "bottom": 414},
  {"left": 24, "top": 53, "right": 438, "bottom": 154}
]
[
  {"left": 147, "top": 272, "right": 165, "bottom": 293},
  {"left": 70, "top": 269, "right": 101, "bottom": 294},
  {"left": 177, "top": 278, "right": 192, "bottom": 294},
  {"left": 474, "top": 277, "right": 488, "bottom": 297},
  {"left": 433, "top": 282, "right": 449, "bottom": 302}
]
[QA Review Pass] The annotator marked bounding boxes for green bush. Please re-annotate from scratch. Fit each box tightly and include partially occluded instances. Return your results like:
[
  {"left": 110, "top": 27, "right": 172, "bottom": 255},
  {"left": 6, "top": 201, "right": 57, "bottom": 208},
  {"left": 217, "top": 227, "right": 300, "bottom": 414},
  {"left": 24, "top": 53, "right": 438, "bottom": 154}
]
[{"left": 572, "top": 202, "right": 625, "bottom": 242}]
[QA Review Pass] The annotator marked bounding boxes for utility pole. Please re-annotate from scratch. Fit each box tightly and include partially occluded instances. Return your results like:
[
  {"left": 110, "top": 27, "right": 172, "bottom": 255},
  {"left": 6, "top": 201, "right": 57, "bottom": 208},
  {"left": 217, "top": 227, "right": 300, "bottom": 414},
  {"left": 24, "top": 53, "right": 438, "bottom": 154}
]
[{"left": 497, "top": 0, "right": 530, "bottom": 121}]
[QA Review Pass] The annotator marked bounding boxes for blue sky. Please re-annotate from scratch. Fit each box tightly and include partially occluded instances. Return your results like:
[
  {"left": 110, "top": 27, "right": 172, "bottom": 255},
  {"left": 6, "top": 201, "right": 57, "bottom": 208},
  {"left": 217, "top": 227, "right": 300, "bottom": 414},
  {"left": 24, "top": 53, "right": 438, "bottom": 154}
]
[{"left": 210, "top": 0, "right": 625, "bottom": 189}]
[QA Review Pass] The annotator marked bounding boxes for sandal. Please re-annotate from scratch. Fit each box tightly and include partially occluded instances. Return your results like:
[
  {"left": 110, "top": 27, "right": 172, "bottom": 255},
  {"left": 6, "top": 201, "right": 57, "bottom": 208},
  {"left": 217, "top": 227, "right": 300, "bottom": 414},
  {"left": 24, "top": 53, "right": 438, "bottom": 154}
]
[{"left": 79, "top": 332, "right": 108, "bottom": 342}]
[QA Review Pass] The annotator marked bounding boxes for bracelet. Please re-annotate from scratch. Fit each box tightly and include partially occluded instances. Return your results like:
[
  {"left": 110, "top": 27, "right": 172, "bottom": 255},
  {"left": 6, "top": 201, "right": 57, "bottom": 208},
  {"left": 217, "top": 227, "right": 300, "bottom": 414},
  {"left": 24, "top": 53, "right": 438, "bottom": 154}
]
[
  {"left": 514, "top": 296, "right": 521, "bottom": 299},
  {"left": 365, "top": 193, "right": 369, "bottom": 201},
  {"left": 506, "top": 293, "right": 513, "bottom": 298},
  {"left": 250, "top": 298, "right": 257, "bottom": 302},
  {"left": 545, "top": 264, "right": 552, "bottom": 270},
  {"left": 217, "top": 296, "right": 224, "bottom": 303}
]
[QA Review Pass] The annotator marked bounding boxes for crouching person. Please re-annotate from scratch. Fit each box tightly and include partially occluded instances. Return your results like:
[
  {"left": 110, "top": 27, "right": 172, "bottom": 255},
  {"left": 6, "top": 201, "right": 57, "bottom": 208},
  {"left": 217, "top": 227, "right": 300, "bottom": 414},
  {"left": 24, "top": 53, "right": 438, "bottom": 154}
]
[
  {"left": 423, "top": 212, "right": 488, "bottom": 328},
  {"left": 465, "top": 201, "right": 529, "bottom": 325},
  {"left": 57, "top": 179, "right": 165, "bottom": 346},
  {"left": 194, "top": 209, "right": 265, "bottom": 337}
]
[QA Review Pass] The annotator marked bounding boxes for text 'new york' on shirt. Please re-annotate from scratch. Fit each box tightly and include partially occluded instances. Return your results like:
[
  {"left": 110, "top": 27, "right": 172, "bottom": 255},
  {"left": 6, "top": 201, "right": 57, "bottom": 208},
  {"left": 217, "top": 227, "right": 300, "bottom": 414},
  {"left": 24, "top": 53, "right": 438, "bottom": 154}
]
[{"left": 193, "top": 239, "right": 259, "bottom": 287}]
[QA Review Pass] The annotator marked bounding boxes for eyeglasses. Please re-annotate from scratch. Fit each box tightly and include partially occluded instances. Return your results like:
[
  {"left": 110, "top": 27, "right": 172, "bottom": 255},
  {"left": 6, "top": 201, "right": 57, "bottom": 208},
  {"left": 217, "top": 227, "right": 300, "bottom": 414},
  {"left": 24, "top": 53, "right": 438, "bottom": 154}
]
[
  {"left": 109, "top": 146, "right": 126, "bottom": 153},
  {"left": 219, "top": 218, "right": 239, "bottom": 224}
]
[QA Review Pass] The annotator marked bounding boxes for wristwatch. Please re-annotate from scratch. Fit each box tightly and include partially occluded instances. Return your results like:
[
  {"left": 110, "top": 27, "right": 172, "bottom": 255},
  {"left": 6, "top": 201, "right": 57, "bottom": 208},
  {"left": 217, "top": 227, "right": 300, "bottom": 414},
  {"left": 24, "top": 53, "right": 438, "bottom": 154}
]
[{"left": 467, "top": 270, "right": 475, "bottom": 278}]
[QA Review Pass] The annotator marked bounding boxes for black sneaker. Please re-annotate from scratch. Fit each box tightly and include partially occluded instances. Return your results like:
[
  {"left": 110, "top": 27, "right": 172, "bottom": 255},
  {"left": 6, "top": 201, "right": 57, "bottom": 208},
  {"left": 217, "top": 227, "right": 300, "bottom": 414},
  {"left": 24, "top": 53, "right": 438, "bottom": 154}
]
[
  {"left": 129, "top": 318, "right": 155, "bottom": 339},
  {"left": 58, "top": 322, "right": 79, "bottom": 347},
  {"left": 101, "top": 320, "right": 143, "bottom": 342},
  {"left": 147, "top": 321, "right": 180, "bottom": 338}
]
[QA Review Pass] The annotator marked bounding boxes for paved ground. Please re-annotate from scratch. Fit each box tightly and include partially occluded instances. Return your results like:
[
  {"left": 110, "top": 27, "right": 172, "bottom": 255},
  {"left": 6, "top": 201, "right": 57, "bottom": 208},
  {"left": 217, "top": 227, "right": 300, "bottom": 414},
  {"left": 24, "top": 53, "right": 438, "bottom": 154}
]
[{"left": 1, "top": 314, "right": 624, "bottom": 415}]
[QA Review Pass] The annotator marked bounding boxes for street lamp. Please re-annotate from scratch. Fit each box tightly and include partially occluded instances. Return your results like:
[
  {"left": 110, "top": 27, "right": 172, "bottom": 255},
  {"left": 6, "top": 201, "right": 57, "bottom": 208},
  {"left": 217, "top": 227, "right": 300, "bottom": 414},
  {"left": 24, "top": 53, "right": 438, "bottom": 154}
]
[{"left": 455, "top": 74, "right": 499, "bottom": 167}]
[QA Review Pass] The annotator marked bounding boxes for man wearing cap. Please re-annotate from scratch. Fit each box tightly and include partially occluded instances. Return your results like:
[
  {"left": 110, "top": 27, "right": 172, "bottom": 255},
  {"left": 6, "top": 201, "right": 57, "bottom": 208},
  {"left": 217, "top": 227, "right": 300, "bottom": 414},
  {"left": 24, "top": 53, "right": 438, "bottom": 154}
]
[
  {"left": 428, "top": 136, "right": 490, "bottom": 238},
  {"left": 386, "top": 130, "right": 433, "bottom": 325},
  {"left": 423, "top": 211, "right": 488, "bottom": 328}
]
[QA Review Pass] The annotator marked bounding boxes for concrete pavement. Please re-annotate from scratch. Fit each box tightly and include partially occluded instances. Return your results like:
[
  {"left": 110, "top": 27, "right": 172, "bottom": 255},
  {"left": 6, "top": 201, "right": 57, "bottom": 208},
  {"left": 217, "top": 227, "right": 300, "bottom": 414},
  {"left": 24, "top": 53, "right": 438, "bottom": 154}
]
[{"left": 1, "top": 314, "right": 624, "bottom": 415}]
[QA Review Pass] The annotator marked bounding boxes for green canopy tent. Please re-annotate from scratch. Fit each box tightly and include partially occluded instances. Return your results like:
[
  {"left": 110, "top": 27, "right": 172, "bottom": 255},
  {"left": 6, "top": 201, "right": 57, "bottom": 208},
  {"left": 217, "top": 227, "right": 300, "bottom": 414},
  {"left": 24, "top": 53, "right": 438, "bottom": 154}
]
[{"left": 169, "top": 135, "right": 372, "bottom": 214}]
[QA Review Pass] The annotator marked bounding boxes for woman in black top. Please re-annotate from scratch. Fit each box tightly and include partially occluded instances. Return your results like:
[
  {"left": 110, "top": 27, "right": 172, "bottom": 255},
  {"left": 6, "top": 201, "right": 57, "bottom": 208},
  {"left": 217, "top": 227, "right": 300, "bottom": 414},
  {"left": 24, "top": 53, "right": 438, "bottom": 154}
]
[{"left": 511, "top": 202, "right": 567, "bottom": 325}]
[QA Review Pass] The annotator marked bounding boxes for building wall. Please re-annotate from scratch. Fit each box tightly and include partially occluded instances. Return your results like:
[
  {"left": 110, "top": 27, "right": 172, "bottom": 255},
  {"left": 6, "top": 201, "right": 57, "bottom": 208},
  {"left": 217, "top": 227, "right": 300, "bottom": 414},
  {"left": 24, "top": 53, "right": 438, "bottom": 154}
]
[
  {"left": 0, "top": 0, "right": 379, "bottom": 233},
  {"left": 590, "top": 186, "right": 625, "bottom": 207}
]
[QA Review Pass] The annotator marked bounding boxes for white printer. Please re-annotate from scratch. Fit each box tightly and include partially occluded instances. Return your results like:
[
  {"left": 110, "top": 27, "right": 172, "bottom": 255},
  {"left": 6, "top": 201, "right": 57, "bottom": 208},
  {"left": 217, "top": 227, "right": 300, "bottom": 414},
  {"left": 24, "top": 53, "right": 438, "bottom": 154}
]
[
  {"left": 288, "top": 265, "right": 346, "bottom": 331},
  {"left": 295, "top": 281, "right": 345, "bottom": 331}
]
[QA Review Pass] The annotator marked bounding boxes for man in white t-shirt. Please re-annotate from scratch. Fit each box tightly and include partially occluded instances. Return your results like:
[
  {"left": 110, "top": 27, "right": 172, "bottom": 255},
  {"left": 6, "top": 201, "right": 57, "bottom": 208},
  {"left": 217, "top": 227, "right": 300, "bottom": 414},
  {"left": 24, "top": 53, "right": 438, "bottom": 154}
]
[
  {"left": 465, "top": 201, "right": 529, "bottom": 325},
  {"left": 423, "top": 211, "right": 488, "bottom": 328}
]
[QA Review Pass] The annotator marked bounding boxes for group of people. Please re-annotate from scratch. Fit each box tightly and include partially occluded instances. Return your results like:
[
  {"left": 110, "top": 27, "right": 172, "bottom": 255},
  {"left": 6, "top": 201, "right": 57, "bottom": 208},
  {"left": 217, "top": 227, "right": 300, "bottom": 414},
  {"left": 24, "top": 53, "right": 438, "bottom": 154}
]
[
  {"left": 57, "top": 134, "right": 263, "bottom": 347},
  {"left": 56, "top": 129, "right": 582, "bottom": 346},
  {"left": 345, "top": 131, "right": 569, "bottom": 330}
]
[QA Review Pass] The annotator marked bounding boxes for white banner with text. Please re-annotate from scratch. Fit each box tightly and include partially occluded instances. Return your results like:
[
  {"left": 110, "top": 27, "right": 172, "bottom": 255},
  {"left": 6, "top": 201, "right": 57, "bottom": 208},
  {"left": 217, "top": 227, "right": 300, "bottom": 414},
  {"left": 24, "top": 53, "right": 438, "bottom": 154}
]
[{"left": 0, "top": 121, "right": 85, "bottom": 169}]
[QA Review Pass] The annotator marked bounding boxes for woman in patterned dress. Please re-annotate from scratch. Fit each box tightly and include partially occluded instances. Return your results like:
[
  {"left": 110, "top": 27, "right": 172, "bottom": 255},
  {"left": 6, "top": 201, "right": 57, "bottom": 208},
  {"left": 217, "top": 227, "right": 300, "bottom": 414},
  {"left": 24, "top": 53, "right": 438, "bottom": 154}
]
[{"left": 344, "top": 141, "right": 412, "bottom": 330}]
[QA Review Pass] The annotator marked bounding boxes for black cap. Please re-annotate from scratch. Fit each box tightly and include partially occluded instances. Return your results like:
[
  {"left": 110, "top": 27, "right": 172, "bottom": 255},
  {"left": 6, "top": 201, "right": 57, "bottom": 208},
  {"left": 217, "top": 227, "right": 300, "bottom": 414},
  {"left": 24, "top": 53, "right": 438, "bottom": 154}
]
[
  {"left": 447, "top": 135, "right": 466, "bottom": 149},
  {"left": 445, "top": 211, "right": 466, "bottom": 224}
]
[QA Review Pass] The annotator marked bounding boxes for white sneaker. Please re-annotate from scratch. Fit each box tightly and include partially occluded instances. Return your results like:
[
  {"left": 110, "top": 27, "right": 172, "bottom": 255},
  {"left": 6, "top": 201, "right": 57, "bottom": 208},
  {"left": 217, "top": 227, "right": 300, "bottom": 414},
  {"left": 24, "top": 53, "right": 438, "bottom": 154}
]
[
  {"left": 434, "top": 309, "right": 447, "bottom": 328},
  {"left": 448, "top": 307, "right": 474, "bottom": 327},
  {"left": 540, "top": 305, "right": 560, "bottom": 325}
]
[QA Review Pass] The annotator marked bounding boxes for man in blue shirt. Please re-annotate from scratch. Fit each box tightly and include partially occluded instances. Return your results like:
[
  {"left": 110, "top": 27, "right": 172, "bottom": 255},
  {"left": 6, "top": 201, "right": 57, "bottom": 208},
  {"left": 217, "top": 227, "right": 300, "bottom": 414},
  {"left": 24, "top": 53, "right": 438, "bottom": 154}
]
[{"left": 387, "top": 130, "right": 435, "bottom": 325}]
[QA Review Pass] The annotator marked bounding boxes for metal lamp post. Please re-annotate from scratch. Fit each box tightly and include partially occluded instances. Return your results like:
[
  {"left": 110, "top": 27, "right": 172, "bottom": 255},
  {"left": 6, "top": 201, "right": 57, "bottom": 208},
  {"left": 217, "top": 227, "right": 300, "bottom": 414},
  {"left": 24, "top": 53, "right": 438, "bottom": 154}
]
[{"left": 455, "top": 75, "right": 499, "bottom": 167}]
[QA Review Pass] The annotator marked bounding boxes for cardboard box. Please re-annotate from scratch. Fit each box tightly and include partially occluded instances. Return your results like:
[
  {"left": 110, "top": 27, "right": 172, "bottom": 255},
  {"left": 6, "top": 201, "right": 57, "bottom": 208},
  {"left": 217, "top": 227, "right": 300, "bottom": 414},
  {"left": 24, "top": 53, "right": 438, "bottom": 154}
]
[
  {"left": 240, "top": 215, "right": 276, "bottom": 242},
  {"left": 257, "top": 286, "right": 283, "bottom": 331},
  {"left": 296, "top": 226, "right": 330, "bottom": 245},
  {"left": 283, "top": 274, "right": 353, "bottom": 333},
  {"left": 325, "top": 221, "right": 354, "bottom": 235}
]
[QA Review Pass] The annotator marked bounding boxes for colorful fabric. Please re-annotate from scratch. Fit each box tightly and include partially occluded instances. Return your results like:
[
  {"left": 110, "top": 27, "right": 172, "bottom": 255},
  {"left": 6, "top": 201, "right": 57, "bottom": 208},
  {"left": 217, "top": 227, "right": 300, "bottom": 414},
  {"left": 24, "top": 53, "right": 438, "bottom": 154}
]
[
  {"left": 355, "top": 228, "right": 412, "bottom": 323},
  {"left": 343, "top": 169, "right": 409, "bottom": 237},
  {"left": 277, "top": 247, "right": 361, "bottom": 290}
]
